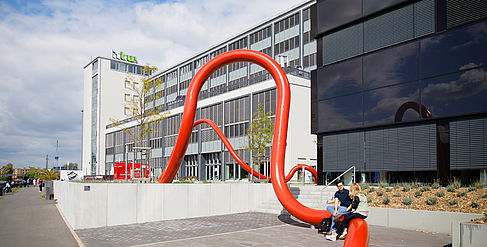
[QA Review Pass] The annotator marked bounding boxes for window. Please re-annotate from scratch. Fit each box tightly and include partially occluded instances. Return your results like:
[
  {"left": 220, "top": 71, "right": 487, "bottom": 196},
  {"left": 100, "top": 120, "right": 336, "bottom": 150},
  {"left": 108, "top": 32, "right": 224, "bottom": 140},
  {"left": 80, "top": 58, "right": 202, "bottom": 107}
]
[
  {"left": 124, "top": 94, "right": 130, "bottom": 101},
  {"left": 317, "top": 93, "right": 363, "bottom": 133},
  {"left": 317, "top": 0, "right": 362, "bottom": 34},
  {"left": 317, "top": 57, "right": 362, "bottom": 100}
]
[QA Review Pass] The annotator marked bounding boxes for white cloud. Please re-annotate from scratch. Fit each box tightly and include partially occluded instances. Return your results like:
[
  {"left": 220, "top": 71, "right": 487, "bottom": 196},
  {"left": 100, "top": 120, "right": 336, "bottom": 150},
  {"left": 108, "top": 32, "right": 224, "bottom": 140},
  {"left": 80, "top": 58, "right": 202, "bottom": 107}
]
[{"left": 0, "top": 0, "right": 303, "bottom": 168}]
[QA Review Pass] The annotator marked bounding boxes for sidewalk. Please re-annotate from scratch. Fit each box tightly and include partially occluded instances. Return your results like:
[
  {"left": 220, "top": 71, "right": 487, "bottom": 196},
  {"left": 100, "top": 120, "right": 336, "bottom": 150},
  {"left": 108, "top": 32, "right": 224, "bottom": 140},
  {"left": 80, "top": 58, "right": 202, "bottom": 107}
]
[{"left": 0, "top": 187, "right": 78, "bottom": 247}]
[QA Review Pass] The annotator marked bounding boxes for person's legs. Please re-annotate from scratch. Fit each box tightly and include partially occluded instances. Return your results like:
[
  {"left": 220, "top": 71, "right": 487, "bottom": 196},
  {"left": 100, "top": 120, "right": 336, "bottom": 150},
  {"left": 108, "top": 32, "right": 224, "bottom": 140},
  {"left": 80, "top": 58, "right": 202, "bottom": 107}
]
[
  {"left": 327, "top": 206, "right": 348, "bottom": 232},
  {"left": 336, "top": 213, "right": 367, "bottom": 237}
]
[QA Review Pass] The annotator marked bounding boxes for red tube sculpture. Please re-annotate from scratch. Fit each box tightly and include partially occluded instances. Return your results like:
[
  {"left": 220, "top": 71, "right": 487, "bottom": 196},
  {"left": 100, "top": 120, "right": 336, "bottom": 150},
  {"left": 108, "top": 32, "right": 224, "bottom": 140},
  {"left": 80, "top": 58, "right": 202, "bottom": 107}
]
[
  {"left": 394, "top": 101, "right": 432, "bottom": 123},
  {"left": 343, "top": 219, "right": 369, "bottom": 246},
  {"left": 157, "top": 50, "right": 368, "bottom": 246},
  {"left": 193, "top": 118, "right": 317, "bottom": 183}
]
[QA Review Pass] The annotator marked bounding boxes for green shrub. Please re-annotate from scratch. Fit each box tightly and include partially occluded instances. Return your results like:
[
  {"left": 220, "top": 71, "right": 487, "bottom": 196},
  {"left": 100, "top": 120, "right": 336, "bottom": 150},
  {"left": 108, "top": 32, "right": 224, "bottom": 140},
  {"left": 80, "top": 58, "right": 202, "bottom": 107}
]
[
  {"left": 383, "top": 196, "right": 390, "bottom": 205},
  {"left": 482, "top": 193, "right": 487, "bottom": 199},
  {"left": 449, "top": 200, "right": 458, "bottom": 206},
  {"left": 468, "top": 187, "right": 476, "bottom": 192},
  {"left": 377, "top": 191, "right": 383, "bottom": 196},
  {"left": 426, "top": 197, "right": 437, "bottom": 205},
  {"left": 447, "top": 184, "right": 456, "bottom": 192},
  {"left": 411, "top": 181, "right": 422, "bottom": 189},
  {"left": 386, "top": 188, "right": 392, "bottom": 192},
  {"left": 450, "top": 178, "right": 461, "bottom": 190},
  {"left": 471, "top": 202, "right": 479, "bottom": 208},
  {"left": 394, "top": 184, "right": 401, "bottom": 189},
  {"left": 367, "top": 196, "right": 372, "bottom": 203},
  {"left": 360, "top": 183, "right": 370, "bottom": 190},
  {"left": 420, "top": 186, "right": 431, "bottom": 192},
  {"left": 414, "top": 191, "right": 422, "bottom": 198},
  {"left": 379, "top": 180, "right": 388, "bottom": 188},
  {"left": 457, "top": 191, "right": 466, "bottom": 197},
  {"left": 431, "top": 179, "right": 441, "bottom": 189},
  {"left": 369, "top": 187, "right": 376, "bottom": 192},
  {"left": 436, "top": 190, "right": 445, "bottom": 197},
  {"left": 402, "top": 197, "right": 412, "bottom": 206},
  {"left": 394, "top": 192, "right": 402, "bottom": 197},
  {"left": 402, "top": 184, "right": 411, "bottom": 192},
  {"left": 470, "top": 180, "right": 484, "bottom": 190}
]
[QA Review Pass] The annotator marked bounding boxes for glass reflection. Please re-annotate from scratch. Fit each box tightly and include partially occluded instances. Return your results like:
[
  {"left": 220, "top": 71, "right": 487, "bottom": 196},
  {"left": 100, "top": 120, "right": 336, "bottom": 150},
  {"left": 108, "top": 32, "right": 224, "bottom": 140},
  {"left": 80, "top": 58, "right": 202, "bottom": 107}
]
[
  {"left": 317, "top": 57, "right": 362, "bottom": 100},
  {"left": 363, "top": 0, "right": 408, "bottom": 16},
  {"left": 317, "top": 0, "right": 362, "bottom": 34},
  {"left": 421, "top": 67, "right": 487, "bottom": 117},
  {"left": 364, "top": 82, "right": 420, "bottom": 126},
  {"left": 421, "top": 20, "right": 487, "bottom": 78},
  {"left": 364, "top": 42, "right": 419, "bottom": 89},
  {"left": 318, "top": 93, "right": 363, "bottom": 132}
]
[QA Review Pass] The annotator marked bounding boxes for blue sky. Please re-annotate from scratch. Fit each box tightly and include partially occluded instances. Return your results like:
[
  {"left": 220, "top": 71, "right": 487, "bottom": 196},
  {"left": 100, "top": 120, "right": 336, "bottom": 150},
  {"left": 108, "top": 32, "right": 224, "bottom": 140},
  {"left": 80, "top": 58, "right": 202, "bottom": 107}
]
[{"left": 0, "top": 0, "right": 303, "bottom": 169}]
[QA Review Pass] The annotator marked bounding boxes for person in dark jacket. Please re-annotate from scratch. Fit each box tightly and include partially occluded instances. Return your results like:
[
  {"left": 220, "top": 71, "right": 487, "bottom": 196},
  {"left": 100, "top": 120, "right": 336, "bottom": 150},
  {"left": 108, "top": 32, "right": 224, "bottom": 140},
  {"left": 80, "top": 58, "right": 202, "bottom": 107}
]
[{"left": 325, "top": 180, "right": 352, "bottom": 234}]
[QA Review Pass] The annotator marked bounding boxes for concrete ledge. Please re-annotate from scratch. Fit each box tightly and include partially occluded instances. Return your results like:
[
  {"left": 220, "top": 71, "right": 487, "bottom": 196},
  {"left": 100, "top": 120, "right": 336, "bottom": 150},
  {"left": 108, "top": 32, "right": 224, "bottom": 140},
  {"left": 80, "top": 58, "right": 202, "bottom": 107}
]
[
  {"left": 458, "top": 222, "right": 487, "bottom": 247},
  {"left": 366, "top": 207, "right": 483, "bottom": 247}
]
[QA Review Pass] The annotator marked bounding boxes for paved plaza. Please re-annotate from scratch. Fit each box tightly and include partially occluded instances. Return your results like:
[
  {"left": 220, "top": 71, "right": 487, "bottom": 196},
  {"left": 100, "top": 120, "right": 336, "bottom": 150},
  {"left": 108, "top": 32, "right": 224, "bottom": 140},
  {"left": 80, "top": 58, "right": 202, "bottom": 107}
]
[{"left": 1, "top": 187, "right": 452, "bottom": 247}]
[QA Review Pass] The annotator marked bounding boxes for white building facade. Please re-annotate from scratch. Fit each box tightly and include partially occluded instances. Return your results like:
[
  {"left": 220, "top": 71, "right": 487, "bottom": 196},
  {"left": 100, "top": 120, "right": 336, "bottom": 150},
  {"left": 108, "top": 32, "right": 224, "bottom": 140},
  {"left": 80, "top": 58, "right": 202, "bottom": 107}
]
[{"left": 83, "top": 1, "right": 318, "bottom": 181}]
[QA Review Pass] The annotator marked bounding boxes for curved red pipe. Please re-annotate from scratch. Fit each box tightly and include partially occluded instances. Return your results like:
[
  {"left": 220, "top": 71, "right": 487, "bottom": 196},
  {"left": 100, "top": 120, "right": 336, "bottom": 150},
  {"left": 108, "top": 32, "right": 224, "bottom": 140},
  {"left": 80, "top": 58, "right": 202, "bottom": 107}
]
[
  {"left": 192, "top": 119, "right": 317, "bottom": 183},
  {"left": 343, "top": 219, "right": 369, "bottom": 246},
  {"left": 394, "top": 101, "right": 432, "bottom": 123},
  {"left": 157, "top": 49, "right": 339, "bottom": 225}
]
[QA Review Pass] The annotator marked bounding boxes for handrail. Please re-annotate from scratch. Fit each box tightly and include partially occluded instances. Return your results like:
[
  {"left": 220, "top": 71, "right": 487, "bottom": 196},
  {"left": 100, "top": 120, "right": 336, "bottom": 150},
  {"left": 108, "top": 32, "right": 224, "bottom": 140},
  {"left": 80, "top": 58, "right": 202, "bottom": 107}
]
[{"left": 320, "top": 165, "right": 355, "bottom": 206}]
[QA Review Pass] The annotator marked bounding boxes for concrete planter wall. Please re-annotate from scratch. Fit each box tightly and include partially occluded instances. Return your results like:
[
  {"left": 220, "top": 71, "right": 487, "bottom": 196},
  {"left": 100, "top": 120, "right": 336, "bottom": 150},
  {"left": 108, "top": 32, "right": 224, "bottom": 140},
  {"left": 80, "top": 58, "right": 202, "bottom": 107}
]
[
  {"left": 458, "top": 222, "right": 487, "bottom": 247},
  {"left": 366, "top": 207, "right": 484, "bottom": 247},
  {"left": 54, "top": 181, "right": 277, "bottom": 230}
]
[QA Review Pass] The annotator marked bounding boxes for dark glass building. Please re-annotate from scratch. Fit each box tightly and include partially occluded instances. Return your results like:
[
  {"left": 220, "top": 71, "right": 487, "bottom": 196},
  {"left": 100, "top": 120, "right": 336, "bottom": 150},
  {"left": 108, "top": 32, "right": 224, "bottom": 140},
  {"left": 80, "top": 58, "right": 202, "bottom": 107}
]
[{"left": 311, "top": 0, "right": 487, "bottom": 185}]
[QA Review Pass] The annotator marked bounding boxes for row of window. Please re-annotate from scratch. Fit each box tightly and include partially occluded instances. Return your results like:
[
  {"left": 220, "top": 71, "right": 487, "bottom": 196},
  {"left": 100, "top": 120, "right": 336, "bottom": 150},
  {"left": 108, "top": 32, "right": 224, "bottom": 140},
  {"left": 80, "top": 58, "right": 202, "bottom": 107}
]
[
  {"left": 110, "top": 61, "right": 149, "bottom": 76},
  {"left": 228, "top": 37, "right": 248, "bottom": 51},
  {"left": 274, "top": 35, "right": 300, "bottom": 55},
  {"left": 274, "top": 13, "right": 300, "bottom": 34},
  {"left": 303, "top": 53, "right": 316, "bottom": 68},
  {"left": 250, "top": 26, "right": 272, "bottom": 45},
  {"left": 224, "top": 122, "right": 249, "bottom": 139}
]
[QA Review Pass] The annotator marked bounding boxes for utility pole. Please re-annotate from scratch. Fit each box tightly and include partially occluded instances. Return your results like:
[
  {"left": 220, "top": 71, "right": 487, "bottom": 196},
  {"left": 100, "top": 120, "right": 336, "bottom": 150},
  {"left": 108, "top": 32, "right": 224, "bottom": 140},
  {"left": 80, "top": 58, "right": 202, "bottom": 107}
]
[{"left": 45, "top": 155, "right": 49, "bottom": 169}]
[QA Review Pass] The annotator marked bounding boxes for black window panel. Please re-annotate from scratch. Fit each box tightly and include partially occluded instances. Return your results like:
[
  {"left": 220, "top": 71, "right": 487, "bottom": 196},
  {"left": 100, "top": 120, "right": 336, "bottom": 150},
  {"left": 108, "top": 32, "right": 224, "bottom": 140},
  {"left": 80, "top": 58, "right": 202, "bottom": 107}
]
[
  {"left": 317, "top": 93, "right": 363, "bottom": 132},
  {"left": 421, "top": 67, "right": 487, "bottom": 118},
  {"left": 363, "top": 0, "right": 408, "bottom": 16},
  {"left": 316, "top": 0, "right": 362, "bottom": 34},
  {"left": 421, "top": 20, "right": 487, "bottom": 78},
  {"left": 364, "top": 81, "right": 420, "bottom": 126},
  {"left": 317, "top": 57, "right": 362, "bottom": 100},
  {"left": 364, "top": 41, "right": 419, "bottom": 90}
]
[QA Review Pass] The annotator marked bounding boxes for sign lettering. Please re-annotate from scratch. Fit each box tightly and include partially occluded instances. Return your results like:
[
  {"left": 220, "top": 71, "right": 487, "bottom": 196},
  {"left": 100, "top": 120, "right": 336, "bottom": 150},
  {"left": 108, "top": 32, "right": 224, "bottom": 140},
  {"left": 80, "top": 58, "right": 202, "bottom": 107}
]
[{"left": 112, "top": 50, "right": 138, "bottom": 64}]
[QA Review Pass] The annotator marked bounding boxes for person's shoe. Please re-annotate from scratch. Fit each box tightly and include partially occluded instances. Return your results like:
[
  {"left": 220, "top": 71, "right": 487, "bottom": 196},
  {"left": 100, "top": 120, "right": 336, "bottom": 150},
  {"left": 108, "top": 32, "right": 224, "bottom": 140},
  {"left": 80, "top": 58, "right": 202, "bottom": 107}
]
[
  {"left": 338, "top": 230, "right": 347, "bottom": 240},
  {"left": 325, "top": 234, "right": 337, "bottom": 241}
]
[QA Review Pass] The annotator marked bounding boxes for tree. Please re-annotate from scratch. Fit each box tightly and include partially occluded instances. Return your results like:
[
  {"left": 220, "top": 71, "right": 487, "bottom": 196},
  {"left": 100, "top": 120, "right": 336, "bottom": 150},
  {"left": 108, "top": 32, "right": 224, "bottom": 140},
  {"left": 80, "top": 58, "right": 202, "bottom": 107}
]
[
  {"left": 62, "top": 163, "right": 78, "bottom": 170},
  {"left": 0, "top": 163, "right": 14, "bottom": 181},
  {"left": 39, "top": 169, "right": 59, "bottom": 180},
  {"left": 110, "top": 65, "right": 169, "bottom": 175},
  {"left": 25, "top": 167, "right": 42, "bottom": 179},
  {"left": 247, "top": 104, "right": 274, "bottom": 179}
]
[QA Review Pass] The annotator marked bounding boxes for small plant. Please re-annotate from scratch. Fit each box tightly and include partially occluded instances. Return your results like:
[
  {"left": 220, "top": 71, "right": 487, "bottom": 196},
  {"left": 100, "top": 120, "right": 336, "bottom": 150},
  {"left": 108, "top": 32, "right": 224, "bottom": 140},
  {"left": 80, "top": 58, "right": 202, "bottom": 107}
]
[
  {"left": 394, "top": 184, "right": 401, "bottom": 189},
  {"left": 420, "top": 186, "right": 431, "bottom": 192},
  {"left": 426, "top": 197, "right": 437, "bottom": 205},
  {"left": 393, "top": 192, "right": 402, "bottom": 197},
  {"left": 411, "top": 181, "right": 421, "bottom": 189},
  {"left": 360, "top": 183, "right": 370, "bottom": 190},
  {"left": 449, "top": 200, "right": 458, "bottom": 206},
  {"left": 367, "top": 196, "right": 372, "bottom": 203},
  {"left": 450, "top": 178, "right": 461, "bottom": 190},
  {"left": 383, "top": 196, "right": 390, "bottom": 205},
  {"left": 386, "top": 188, "right": 392, "bottom": 192},
  {"left": 369, "top": 187, "right": 376, "bottom": 192},
  {"left": 482, "top": 193, "right": 487, "bottom": 199},
  {"left": 470, "top": 180, "right": 484, "bottom": 190},
  {"left": 431, "top": 179, "right": 441, "bottom": 189},
  {"left": 379, "top": 180, "right": 388, "bottom": 188},
  {"left": 402, "top": 184, "right": 411, "bottom": 192},
  {"left": 436, "top": 190, "right": 445, "bottom": 197},
  {"left": 402, "top": 197, "right": 412, "bottom": 206},
  {"left": 447, "top": 184, "right": 456, "bottom": 192},
  {"left": 414, "top": 191, "right": 422, "bottom": 198},
  {"left": 377, "top": 191, "right": 383, "bottom": 196},
  {"left": 471, "top": 202, "right": 479, "bottom": 208},
  {"left": 468, "top": 187, "right": 476, "bottom": 192},
  {"left": 457, "top": 191, "right": 466, "bottom": 197}
]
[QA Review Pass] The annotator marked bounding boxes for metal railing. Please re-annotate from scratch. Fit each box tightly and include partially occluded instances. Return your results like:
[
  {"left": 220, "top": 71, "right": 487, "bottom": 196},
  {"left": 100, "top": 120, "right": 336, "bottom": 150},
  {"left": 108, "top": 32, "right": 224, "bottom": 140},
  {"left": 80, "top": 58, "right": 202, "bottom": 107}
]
[{"left": 320, "top": 166, "right": 355, "bottom": 205}]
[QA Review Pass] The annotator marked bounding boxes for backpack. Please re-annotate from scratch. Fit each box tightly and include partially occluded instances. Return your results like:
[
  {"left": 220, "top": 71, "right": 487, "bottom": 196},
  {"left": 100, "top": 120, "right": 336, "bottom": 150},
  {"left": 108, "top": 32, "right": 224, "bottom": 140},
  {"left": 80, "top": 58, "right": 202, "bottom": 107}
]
[{"left": 317, "top": 217, "right": 332, "bottom": 234}]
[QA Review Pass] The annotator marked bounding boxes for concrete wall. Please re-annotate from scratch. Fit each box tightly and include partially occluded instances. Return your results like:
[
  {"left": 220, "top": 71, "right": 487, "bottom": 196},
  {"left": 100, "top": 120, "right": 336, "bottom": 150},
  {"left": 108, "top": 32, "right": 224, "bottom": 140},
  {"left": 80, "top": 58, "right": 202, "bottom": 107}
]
[
  {"left": 458, "top": 222, "right": 487, "bottom": 247},
  {"left": 55, "top": 181, "right": 277, "bottom": 230}
]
